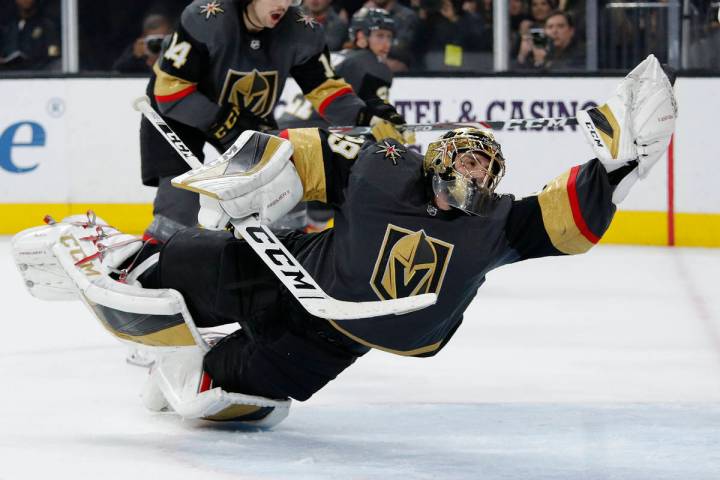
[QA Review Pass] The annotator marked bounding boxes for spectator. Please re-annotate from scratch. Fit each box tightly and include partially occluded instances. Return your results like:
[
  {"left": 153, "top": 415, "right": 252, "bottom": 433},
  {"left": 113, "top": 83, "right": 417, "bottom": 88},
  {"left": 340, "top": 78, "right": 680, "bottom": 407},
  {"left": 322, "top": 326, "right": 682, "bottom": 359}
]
[
  {"left": 414, "top": 0, "right": 486, "bottom": 71},
  {"left": 529, "top": 0, "right": 555, "bottom": 25},
  {"left": 334, "top": 0, "right": 366, "bottom": 20},
  {"left": 112, "top": 13, "right": 172, "bottom": 74},
  {"left": 0, "top": 0, "right": 60, "bottom": 70},
  {"left": 365, "top": 0, "right": 420, "bottom": 72},
  {"left": 303, "top": 0, "right": 348, "bottom": 51},
  {"left": 515, "top": 10, "right": 584, "bottom": 70},
  {"left": 509, "top": 0, "right": 532, "bottom": 55},
  {"left": 510, "top": 0, "right": 532, "bottom": 31}
]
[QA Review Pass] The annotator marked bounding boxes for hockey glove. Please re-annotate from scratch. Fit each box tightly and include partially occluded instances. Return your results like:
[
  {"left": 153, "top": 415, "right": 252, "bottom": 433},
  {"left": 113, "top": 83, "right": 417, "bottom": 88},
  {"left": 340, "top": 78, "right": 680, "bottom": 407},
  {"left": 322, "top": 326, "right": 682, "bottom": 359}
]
[
  {"left": 208, "top": 103, "right": 279, "bottom": 153},
  {"left": 577, "top": 54, "right": 677, "bottom": 203},
  {"left": 578, "top": 54, "right": 677, "bottom": 170},
  {"left": 172, "top": 131, "right": 303, "bottom": 227},
  {"left": 356, "top": 97, "right": 405, "bottom": 126}
]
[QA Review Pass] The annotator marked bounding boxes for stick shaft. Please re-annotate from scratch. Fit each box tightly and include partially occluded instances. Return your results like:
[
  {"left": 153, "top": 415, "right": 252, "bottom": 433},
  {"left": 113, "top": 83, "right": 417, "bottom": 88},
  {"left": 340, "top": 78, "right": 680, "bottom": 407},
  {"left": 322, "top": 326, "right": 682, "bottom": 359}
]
[{"left": 330, "top": 117, "right": 580, "bottom": 136}]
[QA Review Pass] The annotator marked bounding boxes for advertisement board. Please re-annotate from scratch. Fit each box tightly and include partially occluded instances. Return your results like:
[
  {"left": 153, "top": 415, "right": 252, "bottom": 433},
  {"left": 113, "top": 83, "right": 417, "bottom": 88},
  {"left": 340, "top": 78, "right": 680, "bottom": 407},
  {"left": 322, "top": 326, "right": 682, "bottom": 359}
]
[{"left": 0, "top": 76, "right": 716, "bottom": 245}]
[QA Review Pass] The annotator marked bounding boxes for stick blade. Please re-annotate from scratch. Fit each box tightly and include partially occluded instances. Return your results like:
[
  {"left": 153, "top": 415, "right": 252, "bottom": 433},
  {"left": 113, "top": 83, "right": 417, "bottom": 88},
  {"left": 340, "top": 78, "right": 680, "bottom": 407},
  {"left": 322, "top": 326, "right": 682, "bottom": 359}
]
[{"left": 303, "top": 293, "right": 437, "bottom": 320}]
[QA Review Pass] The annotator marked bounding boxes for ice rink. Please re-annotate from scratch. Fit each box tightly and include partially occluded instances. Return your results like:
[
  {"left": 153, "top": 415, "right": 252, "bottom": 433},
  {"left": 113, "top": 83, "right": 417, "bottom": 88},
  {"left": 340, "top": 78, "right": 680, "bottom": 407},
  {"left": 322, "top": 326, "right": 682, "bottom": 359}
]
[{"left": 1, "top": 238, "right": 719, "bottom": 479}]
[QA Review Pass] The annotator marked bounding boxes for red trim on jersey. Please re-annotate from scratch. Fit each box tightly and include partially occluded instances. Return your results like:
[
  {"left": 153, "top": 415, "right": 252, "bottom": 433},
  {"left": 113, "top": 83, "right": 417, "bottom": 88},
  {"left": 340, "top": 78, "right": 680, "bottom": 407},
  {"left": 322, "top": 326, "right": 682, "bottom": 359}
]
[
  {"left": 278, "top": 129, "right": 289, "bottom": 139},
  {"left": 198, "top": 372, "right": 213, "bottom": 393},
  {"left": 567, "top": 165, "right": 600, "bottom": 244},
  {"left": 318, "top": 87, "right": 353, "bottom": 117},
  {"left": 155, "top": 85, "right": 197, "bottom": 103},
  {"left": 667, "top": 135, "right": 675, "bottom": 246},
  {"left": 142, "top": 232, "right": 160, "bottom": 245}
]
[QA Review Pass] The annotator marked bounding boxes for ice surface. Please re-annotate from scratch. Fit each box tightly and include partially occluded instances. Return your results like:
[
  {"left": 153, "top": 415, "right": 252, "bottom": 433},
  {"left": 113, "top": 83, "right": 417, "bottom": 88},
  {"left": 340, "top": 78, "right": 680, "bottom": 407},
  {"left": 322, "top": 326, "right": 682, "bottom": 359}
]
[{"left": 1, "top": 238, "right": 719, "bottom": 479}]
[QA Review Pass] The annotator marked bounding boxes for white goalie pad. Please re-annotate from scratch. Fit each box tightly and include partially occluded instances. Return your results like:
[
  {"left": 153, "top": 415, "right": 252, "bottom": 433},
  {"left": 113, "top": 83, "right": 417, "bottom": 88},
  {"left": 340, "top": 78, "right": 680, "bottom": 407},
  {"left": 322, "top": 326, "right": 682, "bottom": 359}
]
[
  {"left": 12, "top": 215, "right": 212, "bottom": 352},
  {"left": 147, "top": 347, "right": 290, "bottom": 428},
  {"left": 172, "top": 130, "right": 303, "bottom": 227},
  {"left": 171, "top": 130, "right": 294, "bottom": 201},
  {"left": 13, "top": 222, "right": 80, "bottom": 301}
]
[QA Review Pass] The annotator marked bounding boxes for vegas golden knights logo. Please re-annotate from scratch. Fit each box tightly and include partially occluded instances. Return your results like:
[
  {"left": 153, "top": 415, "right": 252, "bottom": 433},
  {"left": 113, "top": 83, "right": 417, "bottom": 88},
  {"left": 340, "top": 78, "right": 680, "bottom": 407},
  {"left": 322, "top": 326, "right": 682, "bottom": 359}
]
[
  {"left": 370, "top": 224, "right": 453, "bottom": 301},
  {"left": 218, "top": 69, "right": 279, "bottom": 118}
]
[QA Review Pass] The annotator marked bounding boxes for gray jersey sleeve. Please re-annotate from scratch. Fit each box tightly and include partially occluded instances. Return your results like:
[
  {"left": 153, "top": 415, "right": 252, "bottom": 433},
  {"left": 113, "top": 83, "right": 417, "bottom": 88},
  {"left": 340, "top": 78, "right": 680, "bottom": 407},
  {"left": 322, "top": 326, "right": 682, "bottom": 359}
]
[
  {"left": 152, "top": 0, "right": 231, "bottom": 130},
  {"left": 285, "top": 13, "right": 365, "bottom": 126}
]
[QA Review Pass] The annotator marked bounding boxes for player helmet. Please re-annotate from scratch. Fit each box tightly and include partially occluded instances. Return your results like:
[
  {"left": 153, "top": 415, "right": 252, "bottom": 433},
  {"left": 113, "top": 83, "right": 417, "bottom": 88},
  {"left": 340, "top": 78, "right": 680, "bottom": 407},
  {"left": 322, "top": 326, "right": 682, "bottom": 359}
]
[
  {"left": 423, "top": 128, "right": 506, "bottom": 215},
  {"left": 348, "top": 7, "right": 396, "bottom": 43}
]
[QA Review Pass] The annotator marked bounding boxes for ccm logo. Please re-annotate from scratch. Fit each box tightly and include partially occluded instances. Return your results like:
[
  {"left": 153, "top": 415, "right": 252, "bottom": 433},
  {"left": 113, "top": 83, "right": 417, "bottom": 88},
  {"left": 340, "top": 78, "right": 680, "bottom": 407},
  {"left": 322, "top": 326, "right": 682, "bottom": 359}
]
[
  {"left": 245, "top": 226, "right": 317, "bottom": 291},
  {"left": 584, "top": 122, "right": 603, "bottom": 147}
]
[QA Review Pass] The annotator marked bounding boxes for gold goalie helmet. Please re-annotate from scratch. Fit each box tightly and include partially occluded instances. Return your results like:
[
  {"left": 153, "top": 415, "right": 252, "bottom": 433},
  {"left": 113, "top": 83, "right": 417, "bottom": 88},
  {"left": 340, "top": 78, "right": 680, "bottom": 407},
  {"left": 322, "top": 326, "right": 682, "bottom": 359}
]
[{"left": 423, "top": 127, "right": 506, "bottom": 215}]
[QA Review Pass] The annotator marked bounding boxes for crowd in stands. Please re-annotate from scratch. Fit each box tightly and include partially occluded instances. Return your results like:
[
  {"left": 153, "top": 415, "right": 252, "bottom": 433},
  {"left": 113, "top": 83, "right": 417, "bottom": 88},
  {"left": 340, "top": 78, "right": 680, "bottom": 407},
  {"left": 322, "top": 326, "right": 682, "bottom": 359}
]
[{"left": 1, "top": 0, "right": 718, "bottom": 73}]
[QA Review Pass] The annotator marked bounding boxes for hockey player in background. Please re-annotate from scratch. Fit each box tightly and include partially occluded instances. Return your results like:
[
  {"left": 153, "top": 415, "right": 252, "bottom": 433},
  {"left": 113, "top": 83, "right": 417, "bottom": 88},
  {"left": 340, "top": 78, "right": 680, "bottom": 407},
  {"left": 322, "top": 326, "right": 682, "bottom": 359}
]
[
  {"left": 279, "top": 7, "right": 398, "bottom": 130},
  {"left": 13, "top": 55, "right": 676, "bottom": 428},
  {"left": 277, "top": 7, "right": 405, "bottom": 229},
  {"left": 141, "top": 0, "right": 407, "bottom": 242}
]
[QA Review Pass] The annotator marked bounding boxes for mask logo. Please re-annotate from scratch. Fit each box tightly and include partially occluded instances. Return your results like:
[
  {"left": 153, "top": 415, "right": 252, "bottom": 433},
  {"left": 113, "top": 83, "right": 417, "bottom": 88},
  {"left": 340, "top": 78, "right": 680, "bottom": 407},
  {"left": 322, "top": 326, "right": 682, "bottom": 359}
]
[
  {"left": 370, "top": 224, "right": 453, "bottom": 300},
  {"left": 218, "top": 69, "right": 279, "bottom": 118}
]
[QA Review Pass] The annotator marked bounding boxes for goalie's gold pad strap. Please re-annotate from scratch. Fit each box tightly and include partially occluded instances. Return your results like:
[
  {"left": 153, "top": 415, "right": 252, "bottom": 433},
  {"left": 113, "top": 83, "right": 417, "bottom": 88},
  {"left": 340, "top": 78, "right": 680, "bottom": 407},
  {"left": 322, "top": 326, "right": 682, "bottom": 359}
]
[
  {"left": 204, "top": 404, "right": 274, "bottom": 422},
  {"left": 86, "top": 299, "right": 197, "bottom": 347},
  {"left": 282, "top": 128, "right": 327, "bottom": 203},
  {"left": 538, "top": 165, "right": 600, "bottom": 255}
]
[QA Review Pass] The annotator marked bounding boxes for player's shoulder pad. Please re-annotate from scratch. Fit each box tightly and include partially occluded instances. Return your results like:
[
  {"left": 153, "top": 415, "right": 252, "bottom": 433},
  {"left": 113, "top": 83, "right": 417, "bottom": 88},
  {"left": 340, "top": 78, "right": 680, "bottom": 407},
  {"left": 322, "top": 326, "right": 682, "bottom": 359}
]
[
  {"left": 180, "top": 0, "right": 239, "bottom": 44},
  {"left": 275, "top": 7, "right": 327, "bottom": 53}
]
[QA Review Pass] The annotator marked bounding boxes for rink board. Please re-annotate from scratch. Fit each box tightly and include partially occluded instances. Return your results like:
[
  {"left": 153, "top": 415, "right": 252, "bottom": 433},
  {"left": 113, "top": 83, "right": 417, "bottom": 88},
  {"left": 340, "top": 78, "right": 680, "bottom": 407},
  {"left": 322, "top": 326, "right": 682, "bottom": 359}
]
[{"left": 0, "top": 76, "right": 717, "bottom": 246}]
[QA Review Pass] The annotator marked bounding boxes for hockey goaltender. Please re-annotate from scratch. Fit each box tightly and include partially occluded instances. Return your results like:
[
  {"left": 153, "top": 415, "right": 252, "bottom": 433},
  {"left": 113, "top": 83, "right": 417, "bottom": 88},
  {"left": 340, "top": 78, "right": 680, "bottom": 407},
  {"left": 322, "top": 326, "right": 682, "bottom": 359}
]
[{"left": 12, "top": 55, "right": 677, "bottom": 428}]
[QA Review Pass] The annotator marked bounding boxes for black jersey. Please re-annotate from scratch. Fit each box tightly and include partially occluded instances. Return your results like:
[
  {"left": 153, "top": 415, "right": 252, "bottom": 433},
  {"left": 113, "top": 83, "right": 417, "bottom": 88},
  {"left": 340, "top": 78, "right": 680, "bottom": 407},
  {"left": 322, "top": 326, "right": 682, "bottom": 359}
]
[
  {"left": 153, "top": 1, "right": 364, "bottom": 137},
  {"left": 280, "top": 128, "right": 616, "bottom": 356},
  {"left": 278, "top": 48, "right": 393, "bottom": 129}
]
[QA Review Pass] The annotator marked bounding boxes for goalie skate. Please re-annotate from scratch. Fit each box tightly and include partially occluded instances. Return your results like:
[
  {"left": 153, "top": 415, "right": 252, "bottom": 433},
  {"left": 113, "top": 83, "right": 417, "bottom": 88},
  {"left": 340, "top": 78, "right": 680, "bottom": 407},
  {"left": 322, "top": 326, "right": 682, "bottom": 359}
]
[{"left": 145, "top": 347, "right": 291, "bottom": 428}]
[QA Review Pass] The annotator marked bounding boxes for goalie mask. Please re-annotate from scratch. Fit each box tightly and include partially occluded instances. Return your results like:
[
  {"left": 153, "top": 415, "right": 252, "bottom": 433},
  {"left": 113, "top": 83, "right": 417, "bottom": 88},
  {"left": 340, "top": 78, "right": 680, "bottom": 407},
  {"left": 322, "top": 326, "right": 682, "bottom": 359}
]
[{"left": 423, "top": 128, "right": 506, "bottom": 216}]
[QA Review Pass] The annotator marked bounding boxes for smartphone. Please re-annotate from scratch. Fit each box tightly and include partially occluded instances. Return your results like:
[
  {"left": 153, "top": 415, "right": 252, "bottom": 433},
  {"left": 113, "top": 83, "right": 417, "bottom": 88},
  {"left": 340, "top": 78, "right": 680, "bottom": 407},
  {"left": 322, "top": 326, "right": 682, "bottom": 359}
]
[{"left": 530, "top": 28, "right": 548, "bottom": 48}]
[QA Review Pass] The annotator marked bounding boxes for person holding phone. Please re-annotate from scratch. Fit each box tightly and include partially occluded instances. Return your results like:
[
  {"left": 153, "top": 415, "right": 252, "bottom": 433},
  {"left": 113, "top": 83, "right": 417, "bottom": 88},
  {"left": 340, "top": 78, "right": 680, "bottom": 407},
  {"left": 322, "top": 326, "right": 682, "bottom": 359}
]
[
  {"left": 112, "top": 13, "right": 173, "bottom": 74},
  {"left": 515, "top": 10, "right": 584, "bottom": 71}
]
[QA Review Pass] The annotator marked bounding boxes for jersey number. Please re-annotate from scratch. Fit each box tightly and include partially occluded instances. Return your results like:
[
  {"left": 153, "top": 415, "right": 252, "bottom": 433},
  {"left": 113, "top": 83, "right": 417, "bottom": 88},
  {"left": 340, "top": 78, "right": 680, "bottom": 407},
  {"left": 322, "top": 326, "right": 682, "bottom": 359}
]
[
  {"left": 318, "top": 53, "right": 334, "bottom": 79},
  {"left": 328, "top": 134, "right": 364, "bottom": 160},
  {"left": 164, "top": 33, "right": 192, "bottom": 69}
]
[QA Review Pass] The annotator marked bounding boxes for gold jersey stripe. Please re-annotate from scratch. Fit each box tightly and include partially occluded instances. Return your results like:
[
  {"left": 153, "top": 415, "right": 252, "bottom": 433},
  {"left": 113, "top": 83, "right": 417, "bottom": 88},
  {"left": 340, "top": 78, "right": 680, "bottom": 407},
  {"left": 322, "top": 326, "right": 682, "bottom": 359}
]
[
  {"left": 305, "top": 79, "right": 353, "bottom": 114},
  {"left": 328, "top": 320, "right": 443, "bottom": 357},
  {"left": 538, "top": 169, "right": 596, "bottom": 255},
  {"left": 153, "top": 63, "right": 197, "bottom": 98},
  {"left": 286, "top": 128, "right": 327, "bottom": 202}
]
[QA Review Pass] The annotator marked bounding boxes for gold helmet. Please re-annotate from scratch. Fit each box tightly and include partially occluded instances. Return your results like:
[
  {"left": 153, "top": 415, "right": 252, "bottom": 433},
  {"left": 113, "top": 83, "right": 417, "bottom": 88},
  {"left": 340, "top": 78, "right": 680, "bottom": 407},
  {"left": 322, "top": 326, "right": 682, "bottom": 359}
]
[{"left": 423, "top": 128, "right": 506, "bottom": 215}]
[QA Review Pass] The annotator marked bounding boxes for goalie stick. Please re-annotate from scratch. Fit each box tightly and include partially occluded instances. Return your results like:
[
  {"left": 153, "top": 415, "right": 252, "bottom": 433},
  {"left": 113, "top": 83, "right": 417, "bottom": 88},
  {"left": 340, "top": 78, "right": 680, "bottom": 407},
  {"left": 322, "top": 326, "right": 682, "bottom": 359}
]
[
  {"left": 330, "top": 66, "right": 679, "bottom": 137},
  {"left": 133, "top": 96, "right": 437, "bottom": 320},
  {"left": 329, "top": 118, "right": 580, "bottom": 136}
]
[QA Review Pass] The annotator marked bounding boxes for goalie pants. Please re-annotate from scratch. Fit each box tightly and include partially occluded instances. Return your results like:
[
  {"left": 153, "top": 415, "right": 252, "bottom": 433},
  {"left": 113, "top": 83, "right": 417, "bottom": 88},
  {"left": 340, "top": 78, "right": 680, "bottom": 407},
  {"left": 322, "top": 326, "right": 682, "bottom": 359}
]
[{"left": 148, "top": 228, "right": 369, "bottom": 401}]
